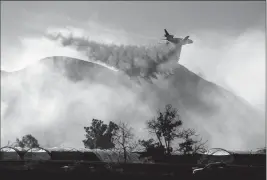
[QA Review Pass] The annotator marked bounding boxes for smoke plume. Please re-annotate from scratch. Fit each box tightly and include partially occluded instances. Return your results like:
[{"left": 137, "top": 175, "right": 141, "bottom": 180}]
[{"left": 1, "top": 27, "right": 265, "bottom": 151}]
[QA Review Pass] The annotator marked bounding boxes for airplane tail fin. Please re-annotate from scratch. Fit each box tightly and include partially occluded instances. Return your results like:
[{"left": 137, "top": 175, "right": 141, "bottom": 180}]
[{"left": 164, "top": 29, "right": 169, "bottom": 37}]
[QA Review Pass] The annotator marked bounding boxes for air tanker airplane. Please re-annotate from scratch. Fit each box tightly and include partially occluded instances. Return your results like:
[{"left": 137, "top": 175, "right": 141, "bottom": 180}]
[
  {"left": 158, "top": 29, "right": 194, "bottom": 64},
  {"left": 162, "top": 29, "right": 193, "bottom": 45}
]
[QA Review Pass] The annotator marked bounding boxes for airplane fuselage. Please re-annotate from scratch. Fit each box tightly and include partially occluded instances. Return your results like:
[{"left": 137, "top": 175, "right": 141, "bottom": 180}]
[{"left": 166, "top": 36, "right": 193, "bottom": 45}]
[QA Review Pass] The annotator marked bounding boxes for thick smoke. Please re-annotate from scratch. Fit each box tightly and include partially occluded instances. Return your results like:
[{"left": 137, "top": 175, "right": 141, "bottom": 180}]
[
  {"left": 1, "top": 28, "right": 265, "bottom": 151},
  {"left": 1, "top": 58, "right": 154, "bottom": 148},
  {"left": 1, "top": 31, "right": 184, "bottom": 148},
  {"left": 44, "top": 30, "right": 183, "bottom": 83}
]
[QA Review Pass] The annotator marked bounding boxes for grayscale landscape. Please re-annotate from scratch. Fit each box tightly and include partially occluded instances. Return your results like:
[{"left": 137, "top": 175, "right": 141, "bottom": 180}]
[{"left": 0, "top": 1, "right": 265, "bottom": 180}]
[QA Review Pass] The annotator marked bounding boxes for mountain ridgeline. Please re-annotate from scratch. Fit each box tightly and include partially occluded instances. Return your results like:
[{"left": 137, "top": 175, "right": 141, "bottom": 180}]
[{"left": 1, "top": 56, "right": 264, "bottom": 150}]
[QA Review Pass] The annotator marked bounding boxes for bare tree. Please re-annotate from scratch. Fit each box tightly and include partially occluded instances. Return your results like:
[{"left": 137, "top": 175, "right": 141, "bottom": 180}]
[
  {"left": 113, "top": 122, "right": 138, "bottom": 163},
  {"left": 177, "top": 129, "right": 208, "bottom": 155}
]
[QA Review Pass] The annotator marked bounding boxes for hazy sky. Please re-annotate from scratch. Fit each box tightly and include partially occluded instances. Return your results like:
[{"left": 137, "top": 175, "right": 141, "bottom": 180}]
[{"left": 1, "top": 1, "right": 265, "bottom": 107}]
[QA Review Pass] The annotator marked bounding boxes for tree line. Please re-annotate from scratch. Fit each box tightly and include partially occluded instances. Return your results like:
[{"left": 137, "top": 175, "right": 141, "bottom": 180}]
[{"left": 11, "top": 104, "right": 208, "bottom": 162}]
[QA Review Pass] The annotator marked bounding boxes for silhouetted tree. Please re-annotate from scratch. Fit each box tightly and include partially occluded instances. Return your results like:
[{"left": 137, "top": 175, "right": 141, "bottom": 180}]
[
  {"left": 15, "top": 134, "right": 40, "bottom": 148},
  {"left": 138, "top": 138, "right": 166, "bottom": 162},
  {"left": 138, "top": 138, "right": 156, "bottom": 150},
  {"left": 113, "top": 122, "right": 137, "bottom": 163},
  {"left": 178, "top": 129, "right": 208, "bottom": 154},
  {"left": 83, "top": 119, "right": 119, "bottom": 149},
  {"left": 147, "top": 104, "right": 182, "bottom": 155}
]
